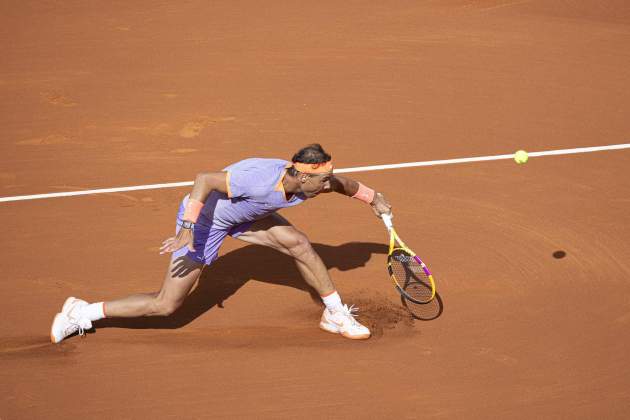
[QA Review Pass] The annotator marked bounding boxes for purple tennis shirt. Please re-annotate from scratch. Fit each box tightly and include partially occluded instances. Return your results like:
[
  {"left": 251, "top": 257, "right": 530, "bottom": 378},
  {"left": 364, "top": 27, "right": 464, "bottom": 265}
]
[
  {"left": 173, "top": 158, "right": 308, "bottom": 265},
  {"left": 204, "top": 158, "right": 307, "bottom": 228}
]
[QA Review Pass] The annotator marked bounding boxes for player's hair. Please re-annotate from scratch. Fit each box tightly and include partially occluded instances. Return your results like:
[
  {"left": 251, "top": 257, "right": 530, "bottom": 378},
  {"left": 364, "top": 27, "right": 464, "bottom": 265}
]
[{"left": 289, "top": 144, "right": 331, "bottom": 176}]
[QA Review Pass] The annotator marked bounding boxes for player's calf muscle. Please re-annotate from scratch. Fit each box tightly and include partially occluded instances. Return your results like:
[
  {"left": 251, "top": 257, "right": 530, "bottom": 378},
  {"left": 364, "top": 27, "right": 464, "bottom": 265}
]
[{"left": 104, "top": 291, "right": 184, "bottom": 318}]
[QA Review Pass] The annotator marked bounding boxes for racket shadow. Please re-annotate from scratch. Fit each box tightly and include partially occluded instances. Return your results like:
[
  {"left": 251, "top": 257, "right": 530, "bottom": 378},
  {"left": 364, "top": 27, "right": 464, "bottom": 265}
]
[
  {"left": 97, "top": 241, "right": 387, "bottom": 330},
  {"left": 401, "top": 281, "right": 444, "bottom": 321}
]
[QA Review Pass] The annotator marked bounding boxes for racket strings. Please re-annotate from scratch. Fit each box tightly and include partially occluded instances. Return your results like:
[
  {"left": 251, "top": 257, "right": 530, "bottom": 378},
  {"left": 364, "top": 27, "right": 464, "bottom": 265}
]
[{"left": 390, "top": 249, "right": 434, "bottom": 303}]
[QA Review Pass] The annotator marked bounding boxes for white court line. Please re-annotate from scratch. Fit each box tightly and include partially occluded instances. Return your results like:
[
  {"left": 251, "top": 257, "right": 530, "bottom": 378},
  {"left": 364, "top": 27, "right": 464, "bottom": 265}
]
[{"left": 1, "top": 143, "right": 629, "bottom": 203}]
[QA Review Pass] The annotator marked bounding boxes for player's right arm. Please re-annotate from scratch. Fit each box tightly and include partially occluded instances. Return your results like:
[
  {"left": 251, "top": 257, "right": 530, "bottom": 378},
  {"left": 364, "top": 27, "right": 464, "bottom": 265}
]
[
  {"left": 159, "top": 171, "right": 229, "bottom": 255},
  {"left": 188, "top": 171, "right": 229, "bottom": 203}
]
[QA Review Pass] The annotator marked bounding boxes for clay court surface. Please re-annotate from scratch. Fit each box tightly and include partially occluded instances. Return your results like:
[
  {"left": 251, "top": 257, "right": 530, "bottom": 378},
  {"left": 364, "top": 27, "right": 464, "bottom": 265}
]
[{"left": 2, "top": 0, "right": 630, "bottom": 418}]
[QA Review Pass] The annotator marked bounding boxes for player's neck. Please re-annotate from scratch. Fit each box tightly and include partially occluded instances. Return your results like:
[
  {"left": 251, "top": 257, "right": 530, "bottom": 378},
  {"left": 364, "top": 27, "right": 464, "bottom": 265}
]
[{"left": 282, "top": 174, "right": 298, "bottom": 200}]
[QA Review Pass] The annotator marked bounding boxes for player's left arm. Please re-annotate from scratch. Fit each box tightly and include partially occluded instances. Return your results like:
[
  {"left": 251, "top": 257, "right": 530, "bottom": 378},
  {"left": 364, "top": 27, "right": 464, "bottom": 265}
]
[{"left": 324, "top": 175, "right": 392, "bottom": 217}]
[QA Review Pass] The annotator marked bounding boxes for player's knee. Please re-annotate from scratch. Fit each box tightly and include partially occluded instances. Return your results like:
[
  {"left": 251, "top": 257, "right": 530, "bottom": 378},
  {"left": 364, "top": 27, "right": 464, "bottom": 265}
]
[
  {"left": 153, "top": 298, "right": 181, "bottom": 316},
  {"left": 286, "top": 232, "right": 314, "bottom": 259}
]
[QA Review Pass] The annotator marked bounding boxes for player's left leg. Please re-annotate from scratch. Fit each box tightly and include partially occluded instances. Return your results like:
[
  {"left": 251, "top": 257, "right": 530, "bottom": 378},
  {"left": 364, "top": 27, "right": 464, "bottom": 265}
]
[
  {"left": 233, "top": 213, "right": 370, "bottom": 340},
  {"left": 233, "top": 213, "right": 335, "bottom": 295}
]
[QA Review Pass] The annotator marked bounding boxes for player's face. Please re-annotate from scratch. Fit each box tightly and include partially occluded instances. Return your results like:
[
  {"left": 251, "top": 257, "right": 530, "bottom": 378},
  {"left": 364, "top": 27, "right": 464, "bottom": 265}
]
[{"left": 300, "top": 173, "right": 332, "bottom": 197}]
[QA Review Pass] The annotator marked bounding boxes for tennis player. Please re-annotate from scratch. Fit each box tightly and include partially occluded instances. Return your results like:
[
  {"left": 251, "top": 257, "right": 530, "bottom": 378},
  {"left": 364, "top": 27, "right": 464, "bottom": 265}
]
[{"left": 51, "top": 144, "right": 392, "bottom": 342}]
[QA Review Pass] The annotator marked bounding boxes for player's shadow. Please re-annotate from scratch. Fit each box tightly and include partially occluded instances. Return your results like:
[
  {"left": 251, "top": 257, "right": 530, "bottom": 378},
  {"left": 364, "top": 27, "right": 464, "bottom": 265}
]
[{"left": 97, "top": 241, "right": 388, "bottom": 330}]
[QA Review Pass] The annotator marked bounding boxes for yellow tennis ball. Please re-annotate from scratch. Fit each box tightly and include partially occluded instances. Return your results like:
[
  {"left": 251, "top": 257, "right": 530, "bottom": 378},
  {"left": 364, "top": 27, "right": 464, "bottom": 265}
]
[{"left": 514, "top": 150, "right": 528, "bottom": 164}]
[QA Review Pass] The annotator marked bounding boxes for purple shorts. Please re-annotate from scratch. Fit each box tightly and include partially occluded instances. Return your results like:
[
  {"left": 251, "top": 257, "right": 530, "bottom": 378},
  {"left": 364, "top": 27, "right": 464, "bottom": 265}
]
[{"left": 172, "top": 195, "right": 253, "bottom": 265}]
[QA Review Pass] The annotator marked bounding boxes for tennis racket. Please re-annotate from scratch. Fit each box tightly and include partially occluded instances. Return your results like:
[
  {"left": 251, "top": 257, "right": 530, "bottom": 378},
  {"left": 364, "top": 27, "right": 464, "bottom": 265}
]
[{"left": 382, "top": 214, "right": 436, "bottom": 304}]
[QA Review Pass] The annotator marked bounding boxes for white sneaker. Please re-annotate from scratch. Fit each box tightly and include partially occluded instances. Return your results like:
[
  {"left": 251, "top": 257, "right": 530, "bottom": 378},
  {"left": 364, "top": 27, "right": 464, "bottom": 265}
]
[
  {"left": 319, "top": 304, "right": 371, "bottom": 340},
  {"left": 50, "top": 297, "right": 92, "bottom": 344},
  {"left": 61, "top": 296, "right": 87, "bottom": 314}
]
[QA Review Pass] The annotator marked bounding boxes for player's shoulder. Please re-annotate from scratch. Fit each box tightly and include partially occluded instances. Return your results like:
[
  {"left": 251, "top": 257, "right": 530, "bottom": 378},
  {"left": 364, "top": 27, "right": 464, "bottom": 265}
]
[
  {"left": 224, "top": 158, "right": 288, "bottom": 194},
  {"left": 225, "top": 158, "right": 287, "bottom": 178}
]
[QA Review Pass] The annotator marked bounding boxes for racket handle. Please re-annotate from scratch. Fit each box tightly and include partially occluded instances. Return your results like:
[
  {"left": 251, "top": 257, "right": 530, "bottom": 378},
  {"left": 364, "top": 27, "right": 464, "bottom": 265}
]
[{"left": 381, "top": 213, "right": 394, "bottom": 230}]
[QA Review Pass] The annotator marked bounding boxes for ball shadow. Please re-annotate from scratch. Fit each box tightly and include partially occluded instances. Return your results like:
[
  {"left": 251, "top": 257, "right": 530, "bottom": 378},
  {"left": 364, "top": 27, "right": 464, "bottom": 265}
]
[{"left": 552, "top": 250, "right": 567, "bottom": 259}]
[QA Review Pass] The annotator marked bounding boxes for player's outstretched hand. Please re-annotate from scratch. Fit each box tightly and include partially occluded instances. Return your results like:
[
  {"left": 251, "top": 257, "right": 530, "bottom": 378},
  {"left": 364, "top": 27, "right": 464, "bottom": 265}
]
[
  {"left": 159, "top": 228, "right": 194, "bottom": 254},
  {"left": 371, "top": 192, "right": 392, "bottom": 218}
]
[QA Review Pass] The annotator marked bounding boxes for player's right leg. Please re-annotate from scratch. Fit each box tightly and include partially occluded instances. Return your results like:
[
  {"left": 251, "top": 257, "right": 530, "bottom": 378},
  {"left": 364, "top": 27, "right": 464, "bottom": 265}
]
[
  {"left": 234, "top": 213, "right": 371, "bottom": 340},
  {"left": 50, "top": 255, "right": 203, "bottom": 343}
]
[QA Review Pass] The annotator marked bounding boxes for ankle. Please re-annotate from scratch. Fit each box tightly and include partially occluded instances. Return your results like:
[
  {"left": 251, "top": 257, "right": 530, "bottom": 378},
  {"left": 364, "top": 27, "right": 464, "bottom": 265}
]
[
  {"left": 80, "top": 302, "right": 106, "bottom": 322},
  {"left": 321, "top": 290, "right": 343, "bottom": 312}
]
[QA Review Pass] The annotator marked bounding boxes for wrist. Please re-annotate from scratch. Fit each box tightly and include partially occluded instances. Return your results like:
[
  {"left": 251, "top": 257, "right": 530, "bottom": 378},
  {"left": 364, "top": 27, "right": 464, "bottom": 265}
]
[
  {"left": 183, "top": 198, "right": 204, "bottom": 223},
  {"left": 370, "top": 192, "right": 382, "bottom": 205},
  {"left": 181, "top": 220, "right": 195, "bottom": 230},
  {"left": 352, "top": 182, "right": 375, "bottom": 204}
]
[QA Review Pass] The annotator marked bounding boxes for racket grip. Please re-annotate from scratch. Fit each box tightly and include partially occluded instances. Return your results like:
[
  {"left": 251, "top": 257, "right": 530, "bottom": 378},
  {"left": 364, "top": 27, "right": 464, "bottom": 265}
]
[{"left": 381, "top": 213, "right": 394, "bottom": 230}]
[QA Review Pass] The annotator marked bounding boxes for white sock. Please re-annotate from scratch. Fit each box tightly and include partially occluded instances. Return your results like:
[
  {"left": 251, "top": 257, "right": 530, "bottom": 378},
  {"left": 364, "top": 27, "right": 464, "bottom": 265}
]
[
  {"left": 81, "top": 302, "right": 106, "bottom": 322},
  {"left": 321, "top": 291, "right": 343, "bottom": 312}
]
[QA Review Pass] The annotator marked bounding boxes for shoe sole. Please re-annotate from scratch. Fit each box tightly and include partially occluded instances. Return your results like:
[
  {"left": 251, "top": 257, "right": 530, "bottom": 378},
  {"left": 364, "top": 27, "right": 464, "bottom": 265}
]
[
  {"left": 50, "top": 312, "right": 63, "bottom": 344},
  {"left": 319, "top": 322, "right": 371, "bottom": 340}
]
